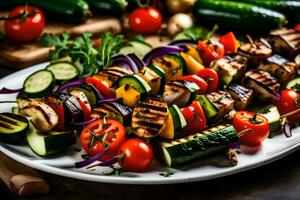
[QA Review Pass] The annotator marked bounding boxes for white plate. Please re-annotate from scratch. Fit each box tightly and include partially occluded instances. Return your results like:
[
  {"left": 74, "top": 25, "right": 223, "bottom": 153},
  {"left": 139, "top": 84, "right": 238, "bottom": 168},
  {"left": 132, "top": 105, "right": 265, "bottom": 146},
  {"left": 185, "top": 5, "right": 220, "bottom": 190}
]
[{"left": 1, "top": 62, "right": 300, "bottom": 184}]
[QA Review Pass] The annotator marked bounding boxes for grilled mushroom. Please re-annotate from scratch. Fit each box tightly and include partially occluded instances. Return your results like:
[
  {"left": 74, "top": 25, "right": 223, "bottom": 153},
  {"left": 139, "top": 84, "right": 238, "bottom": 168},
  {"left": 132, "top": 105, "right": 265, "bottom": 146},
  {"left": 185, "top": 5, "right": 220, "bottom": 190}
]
[
  {"left": 268, "top": 28, "right": 300, "bottom": 56},
  {"left": 238, "top": 38, "right": 272, "bottom": 66},
  {"left": 226, "top": 84, "right": 253, "bottom": 110},
  {"left": 258, "top": 54, "right": 298, "bottom": 83},
  {"left": 206, "top": 90, "right": 235, "bottom": 119},
  {"left": 131, "top": 97, "right": 168, "bottom": 138},
  {"left": 243, "top": 70, "right": 280, "bottom": 103},
  {"left": 210, "top": 55, "right": 248, "bottom": 85}
]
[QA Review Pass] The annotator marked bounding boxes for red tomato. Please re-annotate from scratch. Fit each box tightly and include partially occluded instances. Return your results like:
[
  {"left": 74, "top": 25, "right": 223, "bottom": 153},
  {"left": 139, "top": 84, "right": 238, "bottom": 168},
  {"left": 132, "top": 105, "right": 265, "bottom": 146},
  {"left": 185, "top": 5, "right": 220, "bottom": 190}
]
[
  {"left": 233, "top": 111, "right": 269, "bottom": 146},
  {"left": 47, "top": 97, "right": 65, "bottom": 131},
  {"left": 118, "top": 138, "right": 154, "bottom": 172},
  {"left": 181, "top": 101, "right": 207, "bottom": 135},
  {"left": 129, "top": 7, "right": 162, "bottom": 34},
  {"left": 5, "top": 5, "right": 45, "bottom": 42},
  {"left": 277, "top": 88, "right": 300, "bottom": 122},
  {"left": 85, "top": 77, "right": 114, "bottom": 98},
  {"left": 80, "top": 119, "right": 126, "bottom": 160},
  {"left": 219, "top": 32, "right": 240, "bottom": 54},
  {"left": 179, "top": 75, "right": 208, "bottom": 94},
  {"left": 295, "top": 24, "right": 300, "bottom": 32},
  {"left": 197, "top": 40, "right": 224, "bottom": 66},
  {"left": 196, "top": 68, "right": 219, "bottom": 93}
]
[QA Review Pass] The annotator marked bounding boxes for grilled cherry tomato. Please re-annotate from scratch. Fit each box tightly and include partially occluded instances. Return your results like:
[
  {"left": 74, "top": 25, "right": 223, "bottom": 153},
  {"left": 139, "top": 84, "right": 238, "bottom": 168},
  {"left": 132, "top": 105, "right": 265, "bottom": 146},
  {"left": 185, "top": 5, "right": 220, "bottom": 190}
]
[
  {"left": 5, "top": 5, "right": 45, "bottom": 42},
  {"left": 196, "top": 68, "right": 219, "bottom": 93},
  {"left": 179, "top": 75, "right": 208, "bottom": 94},
  {"left": 118, "top": 138, "right": 154, "bottom": 172},
  {"left": 85, "top": 77, "right": 114, "bottom": 98},
  {"left": 181, "top": 101, "right": 207, "bottom": 135},
  {"left": 46, "top": 97, "right": 65, "bottom": 131},
  {"left": 219, "top": 32, "right": 240, "bottom": 54},
  {"left": 233, "top": 111, "right": 269, "bottom": 146},
  {"left": 197, "top": 40, "right": 224, "bottom": 66},
  {"left": 129, "top": 7, "right": 162, "bottom": 34},
  {"left": 277, "top": 86, "right": 300, "bottom": 122},
  {"left": 80, "top": 119, "right": 126, "bottom": 160}
]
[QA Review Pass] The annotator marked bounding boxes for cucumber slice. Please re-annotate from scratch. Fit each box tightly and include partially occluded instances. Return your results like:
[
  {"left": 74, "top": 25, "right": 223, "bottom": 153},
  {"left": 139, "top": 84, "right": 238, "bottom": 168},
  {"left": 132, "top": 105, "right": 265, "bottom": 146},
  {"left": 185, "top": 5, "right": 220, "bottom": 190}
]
[
  {"left": 260, "top": 106, "right": 282, "bottom": 132},
  {"left": 46, "top": 62, "right": 79, "bottom": 81},
  {"left": 27, "top": 122, "right": 76, "bottom": 157},
  {"left": 23, "top": 70, "right": 55, "bottom": 98},
  {"left": 159, "top": 124, "right": 238, "bottom": 167},
  {"left": 0, "top": 113, "right": 28, "bottom": 144},
  {"left": 286, "top": 77, "right": 300, "bottom": 89},
  {"left": 197, "top": 95, "right": 218, "bottom": 122},
  {"left": 117, "top": 74, "right": 151, "bottom": 94},
  {"left": 119, "top": 40, "right": 152, "bottom": 60},
  {"left": 169, "top": 105, "right": 187, "bottom": 139}
]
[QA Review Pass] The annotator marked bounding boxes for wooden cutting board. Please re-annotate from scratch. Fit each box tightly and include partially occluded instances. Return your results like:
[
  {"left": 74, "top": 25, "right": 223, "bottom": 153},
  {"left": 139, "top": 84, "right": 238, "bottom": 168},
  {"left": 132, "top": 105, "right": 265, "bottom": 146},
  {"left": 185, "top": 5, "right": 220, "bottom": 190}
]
[{"left": 0, "top": 11, "right": 122, "bottom": 69}]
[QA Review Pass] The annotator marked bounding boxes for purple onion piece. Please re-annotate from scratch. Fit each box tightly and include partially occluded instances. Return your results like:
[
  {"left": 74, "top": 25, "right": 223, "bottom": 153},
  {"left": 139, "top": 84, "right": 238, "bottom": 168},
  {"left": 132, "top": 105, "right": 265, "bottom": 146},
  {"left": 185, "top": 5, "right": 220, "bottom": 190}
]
[
  {"left": 57, "top": 80, "right": 83, "bottom": 94},
  {"left": 112, "top": 55, "right": 139, "bottom": 73},
  {"left": 91, "top": 157, "right": 118, "bottom": 167},
  {"left": 97, "top": 98, "right": 118, "bottom": 104},
  {"left": 87, "top": 83, "right": 104, "bottom": 100},
  {"left": 283, "top": 121, "right": 294, "bottom": 138},
  {"left": 0, "top": 87, "right": 22, "bottom": 94},
  {"left": 169, "top": 39, "right": 196, "bottom": 47},
  {"left": 75, "top": 147, "right": 109, "bottom": 168},
  {"left": 128, "top": 53, "right": 145, "bottom": 70},
  {"left": 274, "top": 92, "right": 281, "bottom": 101},
  {"left": 143, "top": 46, "right": 184, "bottom": 65},
  {"left": 72, "top": 118, "right": 97, "bottom": 126},
  {"left": 229, "top": 141, "right": 241, "bottom": 149}
]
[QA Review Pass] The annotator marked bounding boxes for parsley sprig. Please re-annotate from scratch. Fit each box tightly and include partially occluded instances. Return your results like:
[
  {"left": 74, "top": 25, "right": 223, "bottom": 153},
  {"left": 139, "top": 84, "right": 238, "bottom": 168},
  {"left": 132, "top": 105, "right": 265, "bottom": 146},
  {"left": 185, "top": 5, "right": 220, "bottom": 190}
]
[{"left": 40, "top": 32, "right": 124, "bottom": 78}]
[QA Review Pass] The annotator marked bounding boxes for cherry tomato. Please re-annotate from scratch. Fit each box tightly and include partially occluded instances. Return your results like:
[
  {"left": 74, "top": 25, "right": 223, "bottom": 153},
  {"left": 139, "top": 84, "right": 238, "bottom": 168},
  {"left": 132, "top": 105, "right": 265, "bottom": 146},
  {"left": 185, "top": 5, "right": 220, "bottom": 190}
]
[
  {"left": 118, "top": 138, "right": 153, "bottom": 172},
  {"left": 179, "top": 75, "right": 208, "bottom": 94},
  {"left": 196, "top": 68, "right": 219, "bottom": 93},
  {"left": 46, "top": 97, "right": 65, "bottom": 131},
  {"left": 219, "top": 32, "right": 240, "bottom": 54},
  {"left": 85, "top": 77, "right": 114, "bottom": 98},
  {"left": 181, "top": 101, "right": 207, "bottom": 135},
  {"left": 197, "top": 40, "right": 225, "bottom": 66},
  {"left": 129, "top": 7, "right": 162, "bottom": 34},
  {"left": 277, "top": 88, "right": 300, "bottom": 122},
  {"left": 295, "top": 24, "right": 300, "bottom": 32},
  {"left": 80, "top": 119, "right": 126, "bottom": 160},
  {"left": 233, "top": 111, "right": 269, "bottom": 146},
  {"left": 5, "top": 5, "right": 45, "bottom": 42}
]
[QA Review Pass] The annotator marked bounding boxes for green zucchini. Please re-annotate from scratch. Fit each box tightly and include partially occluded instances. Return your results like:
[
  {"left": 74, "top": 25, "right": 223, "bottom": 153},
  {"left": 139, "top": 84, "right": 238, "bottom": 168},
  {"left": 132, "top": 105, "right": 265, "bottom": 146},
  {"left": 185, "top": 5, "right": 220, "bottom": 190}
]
[
  {"left": 0, "top": 113, "right": 29, "bottom": 144},
  {"left": 86, "top": 0, "right": 127, "bottom": 17},
  {"left": 119, "top": 40, "right": 152, "bottom": 60},
  {"left": 286, "top": 77, "right": 300, "bottom": 89},
  {"left": 148, "top": 65, "right": 166, "bottom": 93},
  {"left": 169, "top": 105, "right": 187, "bottom": 139},
  {"left": 23, "top": 70, "right": 55, "bottom": 98},
  {"left": 192, "top": 0, "right": 286, "bottom": 32},
  {"left": 259, "top": 106, "right": 282, "bottom": 132},
  {"left": 168, "top": 54, "right": 188, "bottom": 75},
  {"left": 237, "top": 0, "right": 300, "bottom": 24},
  {"left": 158, "top": 124, "right": 238, "bottom": 167},
  {"left": 0, "top": 0, "right": 91, "bottom": 23},
  {"left": 27, "top": 122, "right": 76, "bottom": 157},
  {"left": 46, "top": 62, "right": 79, "bottom": 81},
  {"left": 197, "top": 95, "right": 218, "bottom": 122},
  {"left": 117, "top": 74, "right": 151, "bottom": 95}
]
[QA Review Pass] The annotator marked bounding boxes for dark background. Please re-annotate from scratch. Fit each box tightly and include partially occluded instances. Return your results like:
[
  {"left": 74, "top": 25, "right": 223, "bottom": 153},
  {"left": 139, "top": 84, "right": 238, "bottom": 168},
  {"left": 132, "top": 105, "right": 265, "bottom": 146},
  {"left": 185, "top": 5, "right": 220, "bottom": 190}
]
[{"left": 1, "top": 67, "right": 300, "bottom": 200}]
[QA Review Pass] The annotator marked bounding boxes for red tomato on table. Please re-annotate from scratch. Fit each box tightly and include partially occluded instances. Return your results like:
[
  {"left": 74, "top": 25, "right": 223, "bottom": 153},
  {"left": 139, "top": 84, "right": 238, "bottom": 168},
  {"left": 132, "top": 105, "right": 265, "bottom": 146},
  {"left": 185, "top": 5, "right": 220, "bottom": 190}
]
[
  {"left": 5, "top": 5, "right": 45, "bottom": 42},
  {"left": 277, "top": 87, "right": 300, "bottom": 122}
]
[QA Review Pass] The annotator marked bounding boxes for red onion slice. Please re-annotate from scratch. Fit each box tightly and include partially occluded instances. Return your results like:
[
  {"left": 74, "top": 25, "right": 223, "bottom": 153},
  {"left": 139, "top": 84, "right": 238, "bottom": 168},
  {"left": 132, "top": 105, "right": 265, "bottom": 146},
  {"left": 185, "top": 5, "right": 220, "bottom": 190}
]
[
  {"left": 112, "top": 55, "right": 139, "bottom": 73},
  {"left": 75, "top": 147, "right": 109, "bottom": 168},
  {"left": 143, "top": 46, "right": 184, "bottom": 65},
  {"left": 283, "top": 121, "right": 294, "bottom": 138},
  {"left": 97, "top": 98, "right": 118, "bottom": 104},
  {"left": 169, "top": 39, "right": 196, "bottom": 47},
  {"left": 128, "top": 53, "right": 145, "bottom": 70},
  {"left": 72, "top": 118, "right": 97, "bottom": 126},
  {"left": 57, "top": 80, "right": 83, "bottom": 94},
  {"left": 0, "top": 87, "right": 22, "bottom": 94}
]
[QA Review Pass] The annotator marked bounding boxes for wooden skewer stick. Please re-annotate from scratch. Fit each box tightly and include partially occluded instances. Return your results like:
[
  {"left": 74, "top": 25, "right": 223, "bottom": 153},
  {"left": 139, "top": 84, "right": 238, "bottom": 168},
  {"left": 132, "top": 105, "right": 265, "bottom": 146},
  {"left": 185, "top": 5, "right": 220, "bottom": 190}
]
[
  {"left": 280, "top": 108, "right": 300, "bottom": 119},
  {"left": 0, "top": 101, "right": 17, "bottom": 104},
  {"left": 246, "top": 34, "right": 256, "bottom": 48}
]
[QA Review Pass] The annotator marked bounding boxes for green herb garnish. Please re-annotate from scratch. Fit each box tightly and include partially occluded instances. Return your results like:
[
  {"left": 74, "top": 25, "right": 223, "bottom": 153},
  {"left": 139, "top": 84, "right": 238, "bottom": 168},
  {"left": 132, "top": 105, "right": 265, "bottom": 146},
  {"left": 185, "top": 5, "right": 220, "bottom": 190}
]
[
  {"left": 249, "top": 112, "right": 263, "bottom": 124},
  {"left": 159, "top": 172, "right": 174, "bottom": 177}
]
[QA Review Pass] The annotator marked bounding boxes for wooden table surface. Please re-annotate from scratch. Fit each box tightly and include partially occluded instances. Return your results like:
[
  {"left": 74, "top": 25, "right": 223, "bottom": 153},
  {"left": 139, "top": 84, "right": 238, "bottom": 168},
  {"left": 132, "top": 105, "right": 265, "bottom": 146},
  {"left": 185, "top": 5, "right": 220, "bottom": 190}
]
[{"left": 1, "top": 67, "right": 300, "bottom": 200}]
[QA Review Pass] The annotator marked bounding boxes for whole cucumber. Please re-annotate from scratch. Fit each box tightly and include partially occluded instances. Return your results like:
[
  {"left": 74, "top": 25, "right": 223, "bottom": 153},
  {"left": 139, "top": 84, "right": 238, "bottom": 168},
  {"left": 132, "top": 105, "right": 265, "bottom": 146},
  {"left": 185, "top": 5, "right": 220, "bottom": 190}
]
[
  {"left": 192, "top": 0, "right": 286, "bottom": 33},
  {"left": 237, "top": 0, "right": 300, "bottom": 24},
  {"left": 87, "top": 0, "right": 127, "bottom": 17},
  {"left": 0, "top": 0, "right": 91, "bottom": 23}
]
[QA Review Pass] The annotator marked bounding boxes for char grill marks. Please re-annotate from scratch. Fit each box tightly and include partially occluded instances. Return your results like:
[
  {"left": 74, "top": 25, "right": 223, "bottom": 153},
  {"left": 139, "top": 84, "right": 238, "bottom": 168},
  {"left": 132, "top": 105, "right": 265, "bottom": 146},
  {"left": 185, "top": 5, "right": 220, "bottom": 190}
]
[
  {"left": 269, "top": 28, "right": 300, "bottom": 55},
  {"left": 94, "top": 66, "right": 133, "bottom": 87},
  {"left": 132, "top": 97, "right": 168, "bottom": 138},
  {"left": 227, "top": 84, "right": 253, "bottom": 110},
  {"left": 244, "top": 70, "right": 280, "bottom": 103}
]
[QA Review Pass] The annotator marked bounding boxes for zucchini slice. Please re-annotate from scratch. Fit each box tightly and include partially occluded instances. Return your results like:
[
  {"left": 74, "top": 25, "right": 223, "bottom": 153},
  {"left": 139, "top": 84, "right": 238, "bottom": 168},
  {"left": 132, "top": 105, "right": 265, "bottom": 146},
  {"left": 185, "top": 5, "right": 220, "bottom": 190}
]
[
  {"left": 0, "top": 113, "right": 29, "bottom": 144},
  {"left": 259, "top": 106, "right": 282, "bottom": 132},
  {"left": 23, "top": 70, "right": 55, "bottom": 98},
  {"left": 46, "top": 62, "right": 79, "bottom": 81},
  {"left": 286, "top": 77, "right": 300, "bottom": 89},
  {"left": 169, "top": 105, "right": 187, "bottom": 139},
  {"left": 119, "top": 40, "right": 152, "bottom": 60},
  {"left": 117, "top": 74, "right": 151, "bottom": 94},
  {"left": 158, "top": 124, "right": 238, "bottom": 167},
  {"left": 27, "top": 122, "right": 76, "bottom": 157}
]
